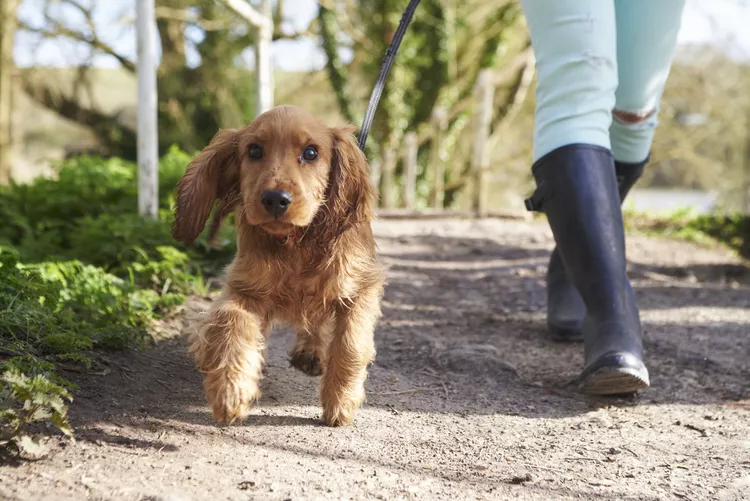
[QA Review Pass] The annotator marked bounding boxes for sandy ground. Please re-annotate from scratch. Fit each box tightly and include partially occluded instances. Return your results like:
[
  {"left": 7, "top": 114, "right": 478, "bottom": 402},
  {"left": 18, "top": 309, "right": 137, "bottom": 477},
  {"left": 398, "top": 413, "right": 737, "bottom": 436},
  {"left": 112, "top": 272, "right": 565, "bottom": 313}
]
[{"left": 1, "top": 218, "right": 749, "bottom": 501}]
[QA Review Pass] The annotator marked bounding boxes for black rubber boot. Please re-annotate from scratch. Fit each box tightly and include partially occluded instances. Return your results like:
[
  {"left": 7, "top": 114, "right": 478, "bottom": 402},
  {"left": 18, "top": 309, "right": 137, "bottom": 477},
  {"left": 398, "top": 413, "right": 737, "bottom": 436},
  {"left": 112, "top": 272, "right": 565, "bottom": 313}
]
[
  {"left": 546, "top": 158, "right": 647, "bottom": 341},
  {"left": 525, "top": 144, "right": 649, "bottom": 395}
]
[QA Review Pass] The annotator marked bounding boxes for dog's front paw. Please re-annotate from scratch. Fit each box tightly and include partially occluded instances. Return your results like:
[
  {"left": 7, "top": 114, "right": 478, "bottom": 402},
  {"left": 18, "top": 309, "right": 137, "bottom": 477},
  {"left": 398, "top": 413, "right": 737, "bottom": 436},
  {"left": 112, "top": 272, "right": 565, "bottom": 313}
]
[
  {"left": 320, "top": 386, "right": 365, "bottom": 427},
  {"left": 322, "top": 405, "right": 354, "bottom": 427},
  {"left": 204, "top": 373, "right": 260, "bottom": 425},
  {"left": 289, "top": 349, "right": 323, "bottom": 376}
]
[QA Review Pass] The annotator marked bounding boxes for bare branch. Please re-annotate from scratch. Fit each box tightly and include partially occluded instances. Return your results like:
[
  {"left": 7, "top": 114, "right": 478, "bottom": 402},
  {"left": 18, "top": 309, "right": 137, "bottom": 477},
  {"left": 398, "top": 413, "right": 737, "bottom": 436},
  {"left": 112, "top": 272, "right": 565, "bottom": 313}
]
[
  {"left": 154, "top": 6, "right": 231, "bottom": 31},
  {"left": 156, "top": 2, "right": 312, "bottom": 38},
  {"left": 19, "top": 20, "right": 136, "bottom": 73},
  {"left": 66, "top": 0, "right": 96, "bottom": 34},
  {"left": 217, "top": 0, "right": 273, "bottom": 30},
  {"left": 319, "top": 0, "right": 373, "bottom": 51},
  {"left": 273, "top": 21, "right": 317, "bottom": 41}
]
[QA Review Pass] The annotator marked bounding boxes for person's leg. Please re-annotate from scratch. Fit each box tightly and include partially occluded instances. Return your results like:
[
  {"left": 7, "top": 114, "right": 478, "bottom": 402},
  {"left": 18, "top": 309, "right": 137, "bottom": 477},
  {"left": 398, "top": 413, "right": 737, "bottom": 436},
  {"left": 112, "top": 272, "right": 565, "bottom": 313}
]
[
  {"left": 520, "top": 0, "right": 618, "bottom": 340},
  {"left": 520, "top": 0, "right": 617, "bottom": 162},
  {"left": 521, "top": 0, "right": 617, "bottom": 338},
  {"left": 521, "top": 0, "right": 648, "bottom": 394},
  {"left": 611, "top": 0, "right": 686, "bottom": 164},
  {"left": 547, "top": 0, "right": 687, "bottom": 341}
]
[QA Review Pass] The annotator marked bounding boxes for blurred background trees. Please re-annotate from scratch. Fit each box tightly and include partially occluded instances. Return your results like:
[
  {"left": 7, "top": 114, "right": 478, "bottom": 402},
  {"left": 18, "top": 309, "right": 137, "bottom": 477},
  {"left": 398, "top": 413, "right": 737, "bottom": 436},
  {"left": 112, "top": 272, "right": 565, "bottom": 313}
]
[
  {"left": 12, "top": 0, "right": 302, "bottom": 161},
  {"left": 1, "top": 0, "right": 749, "bottom": 214}
]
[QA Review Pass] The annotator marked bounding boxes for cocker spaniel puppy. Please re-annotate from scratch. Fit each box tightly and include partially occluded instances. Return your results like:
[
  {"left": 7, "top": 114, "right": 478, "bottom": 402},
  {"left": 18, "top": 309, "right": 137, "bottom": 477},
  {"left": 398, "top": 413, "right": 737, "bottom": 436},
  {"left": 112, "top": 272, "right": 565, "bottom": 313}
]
[{"left": 172, "top": 105, "right": 384, "bottom": 427}]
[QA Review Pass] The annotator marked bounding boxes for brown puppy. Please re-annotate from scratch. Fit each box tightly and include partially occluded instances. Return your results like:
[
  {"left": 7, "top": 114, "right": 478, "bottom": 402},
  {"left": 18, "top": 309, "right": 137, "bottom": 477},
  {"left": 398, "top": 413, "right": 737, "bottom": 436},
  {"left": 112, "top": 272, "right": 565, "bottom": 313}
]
[{"left": 172, "top": 105, "right": 384, "bottom": 427}]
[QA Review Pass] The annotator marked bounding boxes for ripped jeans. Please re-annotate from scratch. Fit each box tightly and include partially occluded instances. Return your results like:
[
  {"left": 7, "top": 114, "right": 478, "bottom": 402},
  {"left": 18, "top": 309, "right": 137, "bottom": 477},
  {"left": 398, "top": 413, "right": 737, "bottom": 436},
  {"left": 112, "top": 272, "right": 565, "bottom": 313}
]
[{"left": 520, "top": 0, "right": 686, "bottom": 163}]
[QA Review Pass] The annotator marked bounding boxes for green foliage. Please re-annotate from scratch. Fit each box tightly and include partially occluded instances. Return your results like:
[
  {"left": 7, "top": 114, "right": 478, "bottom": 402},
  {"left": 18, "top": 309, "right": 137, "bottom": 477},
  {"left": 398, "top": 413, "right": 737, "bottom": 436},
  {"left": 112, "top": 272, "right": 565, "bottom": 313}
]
[
  {"left": 624, "top": 208, "right": 750, "bottom": 259},
  {"left": 0, "top": 248, "right": 154, "bottom": 371},
  {"left": 0, "top": 147, "right": 235, "bottom": 457},
  {"left": 318, "top": 4, "right": 360, "bottom": 125},
  {"left": 320, "top": 0, "right": 528, "bottom": 208},
  {"left": 690, "top": 214, "right": 750, "bottom": 258},
  {"left": 355, "top": 0, "right": 450, "bottom": 149}
]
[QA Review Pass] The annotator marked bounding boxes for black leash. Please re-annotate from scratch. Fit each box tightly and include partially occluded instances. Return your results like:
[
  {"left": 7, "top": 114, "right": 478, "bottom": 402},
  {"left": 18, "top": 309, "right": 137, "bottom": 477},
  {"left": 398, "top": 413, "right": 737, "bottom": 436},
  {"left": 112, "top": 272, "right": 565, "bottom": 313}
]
[{"left": 357, "top": 0, "right": 422, "bottom": 152}]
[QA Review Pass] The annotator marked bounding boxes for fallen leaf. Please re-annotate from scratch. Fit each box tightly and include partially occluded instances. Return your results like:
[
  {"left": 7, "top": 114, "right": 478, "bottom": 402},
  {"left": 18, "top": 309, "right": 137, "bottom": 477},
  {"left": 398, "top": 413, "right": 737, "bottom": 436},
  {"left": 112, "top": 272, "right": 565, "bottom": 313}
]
[{"left": 17, "top": 436, "right": 48, "bottom": 458}]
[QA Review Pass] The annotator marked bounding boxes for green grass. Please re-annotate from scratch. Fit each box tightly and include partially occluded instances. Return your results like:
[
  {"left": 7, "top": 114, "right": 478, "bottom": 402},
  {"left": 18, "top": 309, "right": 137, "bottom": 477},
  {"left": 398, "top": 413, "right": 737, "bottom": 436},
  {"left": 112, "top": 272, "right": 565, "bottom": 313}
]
[
  {"left": 0, "top": 148, "right": 237, "bottom": 459},
  {"left": 623, "top": 206, "right": 750, "bottom": 259}
]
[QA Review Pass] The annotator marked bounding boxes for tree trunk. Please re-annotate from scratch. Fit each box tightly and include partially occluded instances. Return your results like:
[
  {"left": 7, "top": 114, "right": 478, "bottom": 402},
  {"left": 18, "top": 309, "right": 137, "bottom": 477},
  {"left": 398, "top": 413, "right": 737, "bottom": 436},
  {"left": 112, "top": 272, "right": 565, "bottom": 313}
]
[{"left": 0, "top": 0, "right": 20, "bottom": 186}]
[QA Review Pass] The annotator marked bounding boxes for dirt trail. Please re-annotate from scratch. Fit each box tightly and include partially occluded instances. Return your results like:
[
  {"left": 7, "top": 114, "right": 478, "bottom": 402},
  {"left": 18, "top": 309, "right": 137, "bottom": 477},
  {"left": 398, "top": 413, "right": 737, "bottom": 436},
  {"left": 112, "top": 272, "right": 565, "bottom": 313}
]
[{"left": 1, "top": 218, "right": 749, "bottom": 501}]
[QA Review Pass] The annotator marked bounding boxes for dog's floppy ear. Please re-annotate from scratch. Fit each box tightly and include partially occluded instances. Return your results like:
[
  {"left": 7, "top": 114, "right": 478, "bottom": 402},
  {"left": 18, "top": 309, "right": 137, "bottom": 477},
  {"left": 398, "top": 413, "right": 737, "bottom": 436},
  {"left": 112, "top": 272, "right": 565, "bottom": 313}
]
[
  {"left": 305, "top": 125, "right": 376, "bottom": 244},
  {"left": 172, "top": 129, "right": 241, "bottom": 245}
]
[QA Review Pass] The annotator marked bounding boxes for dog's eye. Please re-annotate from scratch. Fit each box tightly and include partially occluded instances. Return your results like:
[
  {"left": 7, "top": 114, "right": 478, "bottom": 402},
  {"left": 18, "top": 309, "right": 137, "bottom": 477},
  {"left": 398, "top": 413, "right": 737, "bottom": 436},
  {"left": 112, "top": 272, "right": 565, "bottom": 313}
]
[
  {"left": 249, "top": 145, "right": 263, "bottom": 160},
  {"left": 302, "top": 146, "right": 318, "bottom": 161}
]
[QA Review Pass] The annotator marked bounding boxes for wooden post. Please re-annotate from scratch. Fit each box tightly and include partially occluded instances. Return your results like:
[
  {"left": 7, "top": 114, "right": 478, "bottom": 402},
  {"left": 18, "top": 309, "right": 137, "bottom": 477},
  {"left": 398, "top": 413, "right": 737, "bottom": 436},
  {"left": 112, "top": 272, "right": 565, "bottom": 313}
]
[
  {"left": 428, "top": 107, "right": 448, "bottom": 209},
  {"left": 380, "top": 146, "right": 398, "bottom": 209},
  {"left": 136, "top": 0, "right": 159, "bottom": 219},
  {"left": 470, "top": 69, "right": 494, "bottom": 216},
  {"left": 402, "top": 132, "right": 418, "bottom": 210},
  {"left": 380, "top": 148, "right": 398, "bottom": 209},
  {"left": 369, "top": 157, "right": 381, "bottom": 193},
  {"left": 254, "top": 0, "right": 273, "bottom": 116}
]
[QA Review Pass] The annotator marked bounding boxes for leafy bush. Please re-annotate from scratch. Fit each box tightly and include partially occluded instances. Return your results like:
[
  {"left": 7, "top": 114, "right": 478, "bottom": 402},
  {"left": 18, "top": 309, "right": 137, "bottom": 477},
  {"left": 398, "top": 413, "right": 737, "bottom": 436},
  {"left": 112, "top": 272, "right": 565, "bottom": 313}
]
[
  {"left": 624, "top": 207, "right": 749, "bottom": 259},
  {"left": 0, "top": 146, "right": 236, "bottom": 457},
  {"left": 690, "top": 214, "right": 750, "bottom": 259}
]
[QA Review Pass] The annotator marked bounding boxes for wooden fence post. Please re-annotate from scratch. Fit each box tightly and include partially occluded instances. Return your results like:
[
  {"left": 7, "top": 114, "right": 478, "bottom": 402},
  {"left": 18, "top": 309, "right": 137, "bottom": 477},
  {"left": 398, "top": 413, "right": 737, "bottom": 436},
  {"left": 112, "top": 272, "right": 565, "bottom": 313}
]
[
  {"left": 369, "top": 157, "right": 381, "bottom": 193},
  {"left": 380, "top": 148, "right": 398, "bottom": 208},
  {"left": 136, "top": 0, "right": 159, "bottom": 219},
  {"left": 470, "top": 69, "right": 494, "bottom": 216},
  {"left": 428, "top": 107, "right": 448, "bottom": 209},
  {"left": 402, "top": 132, "right": 418, "bottom": 210}
]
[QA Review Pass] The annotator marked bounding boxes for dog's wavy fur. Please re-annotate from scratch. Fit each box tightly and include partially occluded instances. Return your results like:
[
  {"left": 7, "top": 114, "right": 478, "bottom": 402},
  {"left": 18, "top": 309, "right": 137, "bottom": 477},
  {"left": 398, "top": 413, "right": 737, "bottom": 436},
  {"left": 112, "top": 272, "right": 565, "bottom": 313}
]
[{"left": 172, "top": 106, "right": 384, "bottom": 427}]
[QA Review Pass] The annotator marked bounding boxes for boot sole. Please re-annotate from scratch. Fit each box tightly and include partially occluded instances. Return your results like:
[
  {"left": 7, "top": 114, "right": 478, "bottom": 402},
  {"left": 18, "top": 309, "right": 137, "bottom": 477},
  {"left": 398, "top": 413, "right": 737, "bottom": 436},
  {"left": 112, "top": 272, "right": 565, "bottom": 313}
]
[{"left": 579, "top": 366, "right": 650, "bottom": 395}]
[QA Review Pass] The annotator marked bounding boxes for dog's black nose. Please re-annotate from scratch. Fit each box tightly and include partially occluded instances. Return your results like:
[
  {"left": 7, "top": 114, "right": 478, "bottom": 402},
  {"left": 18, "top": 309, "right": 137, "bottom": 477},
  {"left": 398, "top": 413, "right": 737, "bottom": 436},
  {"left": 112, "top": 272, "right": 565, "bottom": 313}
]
[{"left": 260, "top": 190, "right": 293, "bottom": 217}]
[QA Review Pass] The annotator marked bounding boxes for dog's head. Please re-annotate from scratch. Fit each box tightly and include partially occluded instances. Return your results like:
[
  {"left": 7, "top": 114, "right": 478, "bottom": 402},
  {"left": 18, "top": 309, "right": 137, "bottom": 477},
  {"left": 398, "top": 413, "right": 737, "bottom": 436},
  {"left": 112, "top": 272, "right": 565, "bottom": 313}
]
[{"left": 172, "top": 105, "right": 375, "bottom": 246}]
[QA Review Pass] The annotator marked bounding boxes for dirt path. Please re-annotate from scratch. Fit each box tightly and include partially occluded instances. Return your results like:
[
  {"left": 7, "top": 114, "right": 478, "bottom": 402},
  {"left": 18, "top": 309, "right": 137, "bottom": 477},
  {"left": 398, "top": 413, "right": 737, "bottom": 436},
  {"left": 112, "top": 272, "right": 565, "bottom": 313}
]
[{"left": 2, "top": 218, "right": 749, "bottom": 501}]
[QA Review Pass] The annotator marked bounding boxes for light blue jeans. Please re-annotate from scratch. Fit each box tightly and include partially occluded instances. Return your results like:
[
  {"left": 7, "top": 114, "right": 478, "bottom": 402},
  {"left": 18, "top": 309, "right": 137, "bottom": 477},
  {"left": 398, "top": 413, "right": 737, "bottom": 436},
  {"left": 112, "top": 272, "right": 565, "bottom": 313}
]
[{"left": 520, "top": 0, "right": 686, "bottom": 163}]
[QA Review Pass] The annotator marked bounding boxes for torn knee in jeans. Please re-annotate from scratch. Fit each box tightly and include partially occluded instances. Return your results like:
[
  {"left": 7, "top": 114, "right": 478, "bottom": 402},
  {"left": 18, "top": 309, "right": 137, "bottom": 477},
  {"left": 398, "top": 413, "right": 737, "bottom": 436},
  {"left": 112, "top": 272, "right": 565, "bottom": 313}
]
[
  {"left": 582, "top": 50, "right": 613, "bottom": 68},
  {"left": 613, "top": 108, "right": 656, "bottom": 125}
]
